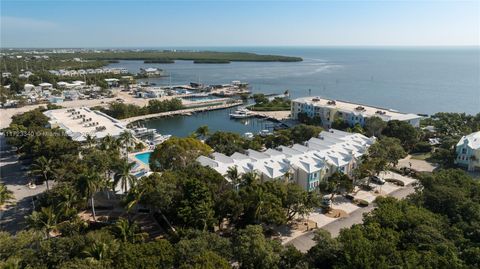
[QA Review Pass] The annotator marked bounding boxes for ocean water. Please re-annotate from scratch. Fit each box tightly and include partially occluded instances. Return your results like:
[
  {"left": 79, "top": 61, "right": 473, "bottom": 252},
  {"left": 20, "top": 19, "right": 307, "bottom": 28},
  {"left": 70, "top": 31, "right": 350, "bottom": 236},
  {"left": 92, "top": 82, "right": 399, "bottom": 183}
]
[
  {"left": 108, "top": 47, "right": 480, "bottom": 137},
  {"left": 109, "top": 47, "right": 480, "bottom": 115}
]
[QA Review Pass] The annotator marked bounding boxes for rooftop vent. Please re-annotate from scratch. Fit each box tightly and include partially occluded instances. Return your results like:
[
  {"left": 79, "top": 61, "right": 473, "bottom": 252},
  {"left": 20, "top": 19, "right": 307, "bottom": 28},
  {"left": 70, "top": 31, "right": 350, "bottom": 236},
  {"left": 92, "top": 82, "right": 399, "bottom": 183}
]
[{"left": 355, "top": 106, "right": 366, "bottom": 111}]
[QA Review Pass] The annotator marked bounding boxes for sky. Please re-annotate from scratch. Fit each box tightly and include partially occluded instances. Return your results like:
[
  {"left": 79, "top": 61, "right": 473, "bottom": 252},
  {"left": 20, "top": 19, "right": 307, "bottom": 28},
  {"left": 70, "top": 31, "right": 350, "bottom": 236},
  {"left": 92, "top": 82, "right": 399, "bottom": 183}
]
[{"left": 1, "top": 0, "right": 479, "bottom": 48}]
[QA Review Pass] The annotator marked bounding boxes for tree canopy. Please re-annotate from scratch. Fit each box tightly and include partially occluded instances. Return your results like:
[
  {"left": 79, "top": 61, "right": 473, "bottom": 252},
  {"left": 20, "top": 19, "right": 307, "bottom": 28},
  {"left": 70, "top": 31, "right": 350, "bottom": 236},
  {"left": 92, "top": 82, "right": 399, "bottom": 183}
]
[{"left": 149, "top": 137, "right": 212, "bottom": 171}]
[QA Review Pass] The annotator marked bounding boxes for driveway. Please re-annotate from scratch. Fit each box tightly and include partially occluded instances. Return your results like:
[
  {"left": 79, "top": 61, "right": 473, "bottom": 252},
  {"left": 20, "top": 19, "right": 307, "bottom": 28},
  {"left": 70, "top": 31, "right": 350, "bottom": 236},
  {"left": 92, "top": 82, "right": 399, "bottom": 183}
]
[
  {"left": 397, "top": 155, "right": 437, "bottom": 172},
  {"left": 285, "top": 173, "right": 416, "bottom": 253}
]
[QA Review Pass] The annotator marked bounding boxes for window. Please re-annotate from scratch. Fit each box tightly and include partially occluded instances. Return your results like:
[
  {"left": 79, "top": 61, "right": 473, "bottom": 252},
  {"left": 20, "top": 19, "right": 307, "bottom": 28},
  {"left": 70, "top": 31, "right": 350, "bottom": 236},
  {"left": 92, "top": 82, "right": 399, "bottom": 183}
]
[{"left": 462, "top": 148, "right": 467, "bottom": 154}]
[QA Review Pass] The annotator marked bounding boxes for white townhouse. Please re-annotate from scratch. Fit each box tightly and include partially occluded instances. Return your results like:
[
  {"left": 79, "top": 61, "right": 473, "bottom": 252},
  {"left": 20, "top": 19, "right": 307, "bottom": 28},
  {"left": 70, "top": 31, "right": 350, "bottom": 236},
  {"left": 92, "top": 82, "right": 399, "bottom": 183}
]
[
  {"left": 455, "top": 131, "right": 480, "bottom": 172},
  {"left": 197, "top": 129, "right": 375, "bottom": 191},
  {"left": 291, "top": 96, "right": 422, "bottom": 128}
]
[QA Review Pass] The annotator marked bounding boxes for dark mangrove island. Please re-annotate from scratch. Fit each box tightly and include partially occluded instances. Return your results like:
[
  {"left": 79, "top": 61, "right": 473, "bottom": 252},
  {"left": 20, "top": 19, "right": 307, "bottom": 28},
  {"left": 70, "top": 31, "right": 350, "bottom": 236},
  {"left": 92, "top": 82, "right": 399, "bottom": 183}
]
[{"left": 52, "top": 50, "right": 303, "bottom": 63}]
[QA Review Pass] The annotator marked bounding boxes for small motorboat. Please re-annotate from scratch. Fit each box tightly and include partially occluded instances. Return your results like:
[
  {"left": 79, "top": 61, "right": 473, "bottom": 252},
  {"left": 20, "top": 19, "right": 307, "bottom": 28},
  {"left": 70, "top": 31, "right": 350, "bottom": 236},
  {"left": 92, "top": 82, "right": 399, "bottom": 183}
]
[
  {"left": 244, "top": 132, "right": 254, "bottom": 139},
  {"left": 259, "top": 129, "right": 273, "bottom": 137},
  {"left": 229, "top": 108, "right": 253, "bottom": 119}
]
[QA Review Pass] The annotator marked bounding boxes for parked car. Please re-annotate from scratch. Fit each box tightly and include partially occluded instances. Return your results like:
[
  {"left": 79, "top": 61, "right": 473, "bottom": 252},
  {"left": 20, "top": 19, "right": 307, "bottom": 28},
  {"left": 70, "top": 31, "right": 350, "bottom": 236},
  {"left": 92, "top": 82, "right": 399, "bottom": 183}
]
[
  {"left": 370, "top": 175, "right": 385, "bottom": 185},
  {"left": 322, "top": 196, "right": 332, "bottom": 207}
]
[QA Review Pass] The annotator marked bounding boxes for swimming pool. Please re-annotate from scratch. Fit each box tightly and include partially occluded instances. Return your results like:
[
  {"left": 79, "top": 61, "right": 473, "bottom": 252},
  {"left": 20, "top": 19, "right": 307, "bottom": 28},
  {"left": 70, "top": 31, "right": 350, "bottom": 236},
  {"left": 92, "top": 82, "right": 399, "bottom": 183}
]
[{"left": 135, "top": 152, "right": 152, "bottom": 165}]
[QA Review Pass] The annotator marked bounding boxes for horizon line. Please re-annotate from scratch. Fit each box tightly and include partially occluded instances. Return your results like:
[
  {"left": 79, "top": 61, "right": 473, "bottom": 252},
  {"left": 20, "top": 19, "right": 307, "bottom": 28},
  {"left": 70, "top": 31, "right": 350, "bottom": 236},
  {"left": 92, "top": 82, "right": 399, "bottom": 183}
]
[{"left": 2, "top": 45, "right": 479, "bottom": 50}]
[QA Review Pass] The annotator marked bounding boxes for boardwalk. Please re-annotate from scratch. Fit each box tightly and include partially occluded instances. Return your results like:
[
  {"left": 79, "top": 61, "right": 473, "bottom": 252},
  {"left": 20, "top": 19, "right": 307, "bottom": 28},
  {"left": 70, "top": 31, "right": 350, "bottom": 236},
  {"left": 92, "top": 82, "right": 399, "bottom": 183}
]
[{"left": 121, "top": 100, "right": 243, "bottom": 124}]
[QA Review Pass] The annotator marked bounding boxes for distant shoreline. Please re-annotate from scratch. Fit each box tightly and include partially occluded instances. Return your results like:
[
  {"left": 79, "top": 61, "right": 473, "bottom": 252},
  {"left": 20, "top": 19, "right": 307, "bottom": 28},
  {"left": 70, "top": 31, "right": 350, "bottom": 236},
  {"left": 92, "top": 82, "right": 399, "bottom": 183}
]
[{"left": 0, "top": 49, "right": 303, "bottom": 63}]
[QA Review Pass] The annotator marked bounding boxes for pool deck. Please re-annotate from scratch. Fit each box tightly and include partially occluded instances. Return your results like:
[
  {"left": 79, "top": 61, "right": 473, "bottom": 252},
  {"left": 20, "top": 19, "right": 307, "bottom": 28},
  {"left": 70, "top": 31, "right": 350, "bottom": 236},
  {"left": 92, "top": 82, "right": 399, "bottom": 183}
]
[{"left": 129, "top": 151, "right": 152, "bottom": 173}]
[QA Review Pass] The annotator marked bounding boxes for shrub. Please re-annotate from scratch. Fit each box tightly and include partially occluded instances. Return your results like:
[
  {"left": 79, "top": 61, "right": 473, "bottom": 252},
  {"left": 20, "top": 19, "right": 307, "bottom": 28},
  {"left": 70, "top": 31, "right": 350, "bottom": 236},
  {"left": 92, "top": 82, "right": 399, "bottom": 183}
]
[{"left": 412, "top": 141, "right": 432, "bottom": 153}]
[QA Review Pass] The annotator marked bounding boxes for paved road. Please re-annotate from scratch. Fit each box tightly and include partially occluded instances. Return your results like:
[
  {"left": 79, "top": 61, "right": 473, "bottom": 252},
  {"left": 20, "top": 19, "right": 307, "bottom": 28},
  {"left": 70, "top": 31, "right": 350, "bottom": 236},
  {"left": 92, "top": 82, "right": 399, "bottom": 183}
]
[
  {"left": 0, "top": 135, "right": 52, "bottom": 233},
  {"left": 287, "top": 184, "right": 416, "bottom": 253}
]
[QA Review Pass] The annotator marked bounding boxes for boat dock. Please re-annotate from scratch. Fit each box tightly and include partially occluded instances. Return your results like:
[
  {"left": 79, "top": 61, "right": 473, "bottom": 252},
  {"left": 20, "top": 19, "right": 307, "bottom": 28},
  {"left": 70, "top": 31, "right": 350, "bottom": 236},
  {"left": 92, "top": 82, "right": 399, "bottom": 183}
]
[{"left": 121, "top": 100, "right": 243, "bottom": 125}]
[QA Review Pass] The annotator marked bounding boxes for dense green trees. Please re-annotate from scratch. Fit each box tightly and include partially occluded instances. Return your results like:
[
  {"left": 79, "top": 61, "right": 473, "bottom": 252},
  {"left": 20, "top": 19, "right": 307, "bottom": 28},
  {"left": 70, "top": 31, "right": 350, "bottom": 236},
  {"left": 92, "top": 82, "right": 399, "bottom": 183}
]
[
  {"left": 250, "top": 95, "right": 291, "bottom": 111},
  {"left": 4, "top": 107, "right": 480, "bottom": 268},
  {"left": 364, "top": 116, "right": 387, "bottom": 137},
  {"left": 382, "top": 120, "right": 419, "bottom": 151},
  {"left": 205, "top": 131, "right": 251, "bottom": 155},
  {"left": 422, "top": 112, "right": 480, "bottom": 138},
  {"left": 149, "top": 137, "right": 212, "bottom": 171},
  {"left": 234, "top": 225, "right": 282, "bottom": 269},
  {"left": 297, "top": 112, "right": 322, "bottom": 126},
  {"left": 98, "top": 98, "right": 184, "bottom": 119},
  {"left": 2, "top": 153, "right": 479, "bottom": 268},
  {"left": 133, "top": 164, "right": 316, "bottom": 231}
]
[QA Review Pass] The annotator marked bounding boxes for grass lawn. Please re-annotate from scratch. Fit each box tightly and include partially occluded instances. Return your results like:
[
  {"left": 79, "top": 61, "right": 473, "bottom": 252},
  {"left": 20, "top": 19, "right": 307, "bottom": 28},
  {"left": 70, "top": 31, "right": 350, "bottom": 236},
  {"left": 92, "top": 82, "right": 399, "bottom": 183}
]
[
  {"left": 249, "top": 105, "right": 291, "bottom": 111},
  {"left": 410, "top": 152, "right": 432, "bottom": 160}
]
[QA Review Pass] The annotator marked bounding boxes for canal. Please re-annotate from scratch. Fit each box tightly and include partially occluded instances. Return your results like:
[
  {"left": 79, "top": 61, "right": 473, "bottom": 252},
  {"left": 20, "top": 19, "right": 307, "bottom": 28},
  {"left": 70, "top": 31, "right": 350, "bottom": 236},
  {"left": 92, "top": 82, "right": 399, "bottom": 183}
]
[{"left": 142, "top": 106, "right": 276, "bottom": 137}]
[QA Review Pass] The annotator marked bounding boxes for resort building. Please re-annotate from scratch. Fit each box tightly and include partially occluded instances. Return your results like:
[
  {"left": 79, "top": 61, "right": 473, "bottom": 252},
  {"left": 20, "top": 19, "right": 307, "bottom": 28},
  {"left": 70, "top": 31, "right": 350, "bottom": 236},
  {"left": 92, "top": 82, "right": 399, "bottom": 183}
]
[
  {"left": 136, "top": 87, "right": 166, "bottom": 98},
  {"left": 44, "top": 107, "right": 128, "bottom": 142},
  {"left": 291, "top": 97, "right": 422, "bottom": 128},
  {"left": 197, "top": 129, "right": 375, "bottom": 191},
  {"left": 140, "top": 68, "right": 164, "bottom": 77},
  {"left": 455, "top": 131, "right": 480, "bottom": 172}
]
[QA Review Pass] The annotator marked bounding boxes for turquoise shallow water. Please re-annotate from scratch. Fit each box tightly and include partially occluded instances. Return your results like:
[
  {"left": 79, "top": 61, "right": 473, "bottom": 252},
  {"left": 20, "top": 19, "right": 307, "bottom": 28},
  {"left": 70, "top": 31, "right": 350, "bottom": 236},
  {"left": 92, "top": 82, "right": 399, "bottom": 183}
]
[{"left": 109, "top": 47, "right": 480, "bottom": 137}]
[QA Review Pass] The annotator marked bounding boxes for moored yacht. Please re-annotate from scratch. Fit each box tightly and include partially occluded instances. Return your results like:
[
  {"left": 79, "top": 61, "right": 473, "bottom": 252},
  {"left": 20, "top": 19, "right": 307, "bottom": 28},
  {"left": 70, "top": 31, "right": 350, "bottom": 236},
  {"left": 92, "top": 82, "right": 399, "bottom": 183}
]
[{"left": 229, "top": 108, "right": 253, "bottom": 119}]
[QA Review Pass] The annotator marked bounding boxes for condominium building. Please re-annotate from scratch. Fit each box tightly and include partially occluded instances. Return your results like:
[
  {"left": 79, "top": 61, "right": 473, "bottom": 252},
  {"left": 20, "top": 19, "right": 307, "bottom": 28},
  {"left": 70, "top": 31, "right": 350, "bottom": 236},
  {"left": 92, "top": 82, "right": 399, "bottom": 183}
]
[
  {"left": 197, "top": 129, "right": 375, "bottom": 191},
  {"left": 44, "top": 107, "right": 128, "bottom": 142},
  {"left": 455, "top": 131, "right": 480, "bottom": 172},
  {"left": 291, "top": 97, "right": 422, "bottom": 128}
]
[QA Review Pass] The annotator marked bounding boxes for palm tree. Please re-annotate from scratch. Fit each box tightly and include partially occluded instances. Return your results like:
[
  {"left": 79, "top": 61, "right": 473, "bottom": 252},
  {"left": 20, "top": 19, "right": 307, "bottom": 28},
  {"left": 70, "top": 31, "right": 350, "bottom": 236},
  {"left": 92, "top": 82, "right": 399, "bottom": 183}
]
[
  {"left": 113, "top": 160, "right": 137, "bottom": 194},
  {"left": 85, "top": 134, "right": 96, "bottom": 149},
  {"left": 56, "top": 189, "right": 79, "bottom": 218},
  {"left": 112, "top": 218, "right": 146, "bottom": 243},
  {"left": 83, "top": 241, "right": 116, "bottom": 262},
  {"left": 0, "top": 183, "right": 14, "bottom": 208},
  {"left": 124, "top": 185, "right": 144, "bottom": 214},
  {"left": 195, "top": 125, "right": 210, "bottom": 140},
  {"left": 241, "top": 171, "right": 259, "bottom": 186},
  {"left": 78, "top": 172, "right": 105, "bottom": 222},
  {"left": 100, "top": 135, "right": 119, "bottom": 152},
  {"left": 119, "top": 131, "right": 135, "bottom": 159},
  {"left": 26, "top": 206, "right": 58, "bottom": 238},
  {"left": 226, "top": 166, "right": 241, "bottom": 190},
  {"left": 30, "top": 156, "right": 53, "bottom": 190}
]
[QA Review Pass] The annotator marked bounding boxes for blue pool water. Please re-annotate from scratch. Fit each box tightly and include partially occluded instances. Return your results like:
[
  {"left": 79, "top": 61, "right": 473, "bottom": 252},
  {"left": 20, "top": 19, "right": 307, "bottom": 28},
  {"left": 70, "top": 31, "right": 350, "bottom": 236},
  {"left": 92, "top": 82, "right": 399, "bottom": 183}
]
[{"left": 135, "top": 152, "right": 151, "bottom": 165}]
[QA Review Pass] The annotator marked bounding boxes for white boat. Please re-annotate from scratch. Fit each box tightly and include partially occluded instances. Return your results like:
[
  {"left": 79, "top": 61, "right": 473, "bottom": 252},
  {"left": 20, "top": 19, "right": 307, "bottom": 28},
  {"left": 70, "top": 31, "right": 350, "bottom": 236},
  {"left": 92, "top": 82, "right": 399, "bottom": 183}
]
[
  {"left": 230, "top": 108, "right": 253, "bottom": 119},
  {"left": 133, "top": 127, "right": 155, "bottom": 137},
  {"left": 152, "top": 134, "right": 172, "bottom": 144},
  {"left": 259, "top": 129, "right": 273, "bottom": 137},
  {"left": 244, "top": 132, "right": 254, "bottom": 139}
]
